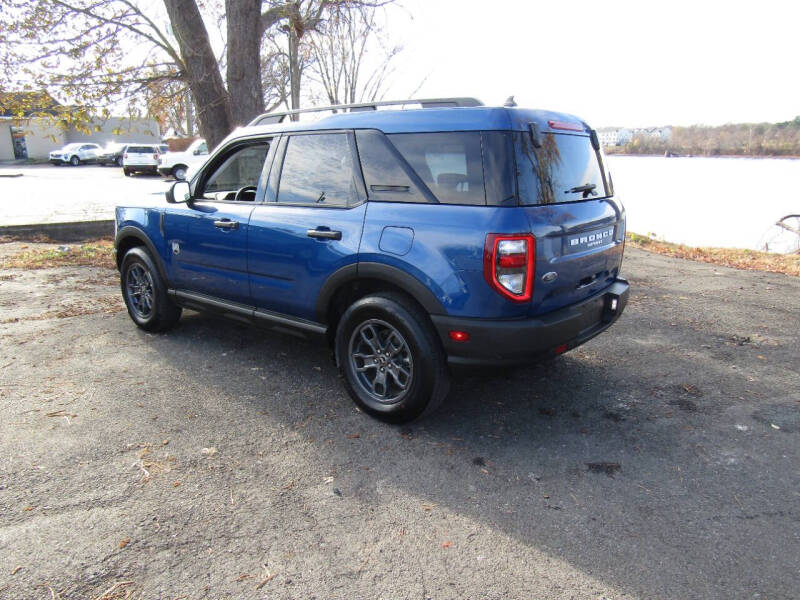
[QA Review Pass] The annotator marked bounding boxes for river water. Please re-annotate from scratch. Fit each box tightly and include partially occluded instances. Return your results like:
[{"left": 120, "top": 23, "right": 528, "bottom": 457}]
[
  {"left": 2, "top": 158, "right": 799, "bottom": 252},
  {"left": 607, "top": 155, "right": 799, "bottom": 250}
]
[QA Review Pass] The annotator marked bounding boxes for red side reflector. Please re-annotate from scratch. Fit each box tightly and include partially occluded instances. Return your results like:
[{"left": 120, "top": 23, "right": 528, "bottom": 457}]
[
  {"left": 548, "top": 120, "right": 585, "bottom": 132},
  {"left": 449, "top": 330, "right": 470, "bottom": 342},
  {"left": 555, "top": 343, "right": 568, "bottom": 355}
]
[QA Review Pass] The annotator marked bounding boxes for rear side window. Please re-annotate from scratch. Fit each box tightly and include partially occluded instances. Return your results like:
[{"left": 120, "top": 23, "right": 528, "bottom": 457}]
[
  {"left": 516, "top": 133, "right": 606, "bottom": 205},
  {"left": 355, "top": 130, "right": 428, "bottom": 203},
  {"left": 277, "top": 133, "right": 359, "bottom": 207},
  {"left": 388, "top": 132, "right": 485, "bottom": 206}
]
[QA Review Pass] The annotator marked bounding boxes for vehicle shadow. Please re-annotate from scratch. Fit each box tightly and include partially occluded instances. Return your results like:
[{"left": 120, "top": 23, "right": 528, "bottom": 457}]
[{"left": 146, "top": 309, "right": 796, "bottom": 600}]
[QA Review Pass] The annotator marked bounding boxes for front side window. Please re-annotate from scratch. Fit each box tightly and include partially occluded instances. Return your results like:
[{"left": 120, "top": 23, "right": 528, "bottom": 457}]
[
  {"left": 202, "top": 142, "right": 270, "bottom": 199},
  {"left": 516, "top": 132, "right": 607, "bottom": 205},
  {"left": 277, "top": 133, "right": 359, "bottom": 206},
  {"left": 388, "top": 132, "right": 486, "bottom": 206}
]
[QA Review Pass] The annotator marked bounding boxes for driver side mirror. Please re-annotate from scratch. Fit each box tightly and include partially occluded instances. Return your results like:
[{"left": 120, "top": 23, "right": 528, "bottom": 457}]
[{"left": 166, "top": 180, "right": 191, "bottom": 204}]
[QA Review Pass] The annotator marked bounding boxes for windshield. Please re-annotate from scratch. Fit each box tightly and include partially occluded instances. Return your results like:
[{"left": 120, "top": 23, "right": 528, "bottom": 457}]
[
  {"left": 516, "top": 132, "right": 607, "bottom": 205},
  {"left": 60, "top": 143, "right": 82, "bottom": 151}
]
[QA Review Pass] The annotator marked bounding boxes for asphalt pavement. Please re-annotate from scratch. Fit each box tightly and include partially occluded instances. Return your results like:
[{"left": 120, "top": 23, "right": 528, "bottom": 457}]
[{"left": 0, "top": 246, "right": 798, "bottom": 599}]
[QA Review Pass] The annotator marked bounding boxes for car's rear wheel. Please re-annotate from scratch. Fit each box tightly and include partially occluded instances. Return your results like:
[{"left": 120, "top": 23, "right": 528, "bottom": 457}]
[
  {"left": 172, "top": 165, "right": 187, "bottom": 180},
  {"left": 335, "top": 292, "right": 449, "bottom": 423},
  {"left": 70, "top": 155, "right": 80, "bottom": 166},
  {"left": 123, "top": 168, "right": 131, "bottom": 176},
  {"left": 120, "top": 247, "right": 181, "bottom": 332}
]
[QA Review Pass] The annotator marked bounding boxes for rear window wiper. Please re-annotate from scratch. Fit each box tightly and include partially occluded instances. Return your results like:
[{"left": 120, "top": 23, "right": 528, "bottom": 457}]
[{"left": 566, "top": 183, "right": 597, "bottom": 197}]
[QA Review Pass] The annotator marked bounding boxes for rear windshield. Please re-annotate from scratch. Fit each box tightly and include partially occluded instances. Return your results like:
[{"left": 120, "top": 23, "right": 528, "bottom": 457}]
[
  {"left": 127, "top": 146, "right": 154, "bottom": 153},
  {"left": 515, "top": 132, "right": 607, "bottom": 205}
]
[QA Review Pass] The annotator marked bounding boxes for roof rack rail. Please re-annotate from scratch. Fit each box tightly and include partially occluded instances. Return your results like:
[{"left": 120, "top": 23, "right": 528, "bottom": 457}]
[{"left": 248, "top": 97, "right": 484, "bottom": 126}]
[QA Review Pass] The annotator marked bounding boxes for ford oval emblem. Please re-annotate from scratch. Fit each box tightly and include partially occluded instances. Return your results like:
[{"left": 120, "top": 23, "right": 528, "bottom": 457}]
[{"left": 542, "top": 271, "right": 558, "bottom": 283}]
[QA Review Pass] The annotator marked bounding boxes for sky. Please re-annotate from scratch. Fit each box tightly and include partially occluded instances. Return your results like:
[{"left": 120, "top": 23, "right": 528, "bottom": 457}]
[{"left": 383, "top": 0, "right": 800, "bottom": 128}]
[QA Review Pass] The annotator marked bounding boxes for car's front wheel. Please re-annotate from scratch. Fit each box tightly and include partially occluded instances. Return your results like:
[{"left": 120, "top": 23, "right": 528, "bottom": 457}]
[
  {"left": 120, "top": 247, "right": 181, "bottom": 332},
  {"left": 335, "top": 292, "right": 449, "bottom": 423},
  {"left": 172, "top": 165, "right": 188, "bottom": 180},
  {"left": 70, "top": 155, "right": 80, "bottom": 166}
]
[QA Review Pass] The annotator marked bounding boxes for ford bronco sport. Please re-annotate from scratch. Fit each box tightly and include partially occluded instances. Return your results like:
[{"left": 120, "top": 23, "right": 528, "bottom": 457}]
[{"left": 115, "top": 97, "right": 629, "bottom": 423}]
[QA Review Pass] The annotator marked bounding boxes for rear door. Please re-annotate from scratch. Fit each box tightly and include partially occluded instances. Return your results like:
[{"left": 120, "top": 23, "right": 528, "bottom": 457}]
[
  {"left": 247, "top": 131, "right": 367, "bottom": 321},
  {"left": 516, "top": 129, "right": 625, "bottom": 315},
  {"left": 163, "top": 139, "right": 273, "bottom": 304}
]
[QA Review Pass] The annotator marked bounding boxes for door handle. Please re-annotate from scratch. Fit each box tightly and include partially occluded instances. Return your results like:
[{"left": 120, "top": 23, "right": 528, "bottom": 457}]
[
  {"left": 307, "top": 228, "right": 342, "bottom": 240},
  {"left": 214, "top": 219, "right": 238, "bottom": 230}
]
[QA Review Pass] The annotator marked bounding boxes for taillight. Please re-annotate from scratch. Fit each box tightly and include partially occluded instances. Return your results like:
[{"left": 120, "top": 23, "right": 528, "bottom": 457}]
[
  {"left": 483, "top": 234, "right": 535, "bottom": 302},
  {"left": 153, "top": 153, "right": 158, "bottom": 159},
  {"left": 123, "top": 153, "right": 128, "bottom": 159}
]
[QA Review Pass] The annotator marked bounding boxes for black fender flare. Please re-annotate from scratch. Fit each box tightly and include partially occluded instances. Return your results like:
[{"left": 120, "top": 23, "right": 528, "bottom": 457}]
[
  {"left": 315, "top": 261, "right": 445, "bottom": 323},
  {"left": 115, "top": 226, "right": 170, "bottom": 285}
]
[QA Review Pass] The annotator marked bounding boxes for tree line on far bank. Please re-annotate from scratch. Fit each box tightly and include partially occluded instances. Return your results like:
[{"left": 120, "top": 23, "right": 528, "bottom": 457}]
[{"left": 607, "top": 117, "right": 800, "bottom": 157}]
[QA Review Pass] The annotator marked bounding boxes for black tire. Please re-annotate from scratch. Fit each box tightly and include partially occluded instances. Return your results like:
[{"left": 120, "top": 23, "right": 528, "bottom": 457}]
[
  {"left": 123, "top": 168, "right": 132, "bottom": 176},
  {"left": 120, "top": 247, "right": 181, "bottom": 332},
  {"left": 172, "top": 165, "right": 188, "bottom": 180},
  {"left": 70, "top": 155, "right": 80, "bottom": 166},
  {"left": 335, "top": 292, "right": 449, "bottom": 423}
]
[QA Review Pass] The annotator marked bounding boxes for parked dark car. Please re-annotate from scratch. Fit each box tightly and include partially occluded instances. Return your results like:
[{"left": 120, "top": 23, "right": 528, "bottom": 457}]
[
  {"left": 97, "top": 142, "right": 130, "bottom": 167},
  {"left": 114, "top": 97, "right": 629, "bottom": 423}
]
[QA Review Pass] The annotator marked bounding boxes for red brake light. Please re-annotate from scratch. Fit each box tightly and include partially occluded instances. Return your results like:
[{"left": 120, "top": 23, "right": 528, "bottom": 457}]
[
  {"left": 123, "top": 153, "right": 128, "bottom": 159},
  {"left": 153, "top": 153, "right": 158, "bottom": 159},
  {"left": 483, "top": 233, "right": 535, "bottom": 302},
  {"left": 548, "top": 120, "right": 584, "bottom": 132}
]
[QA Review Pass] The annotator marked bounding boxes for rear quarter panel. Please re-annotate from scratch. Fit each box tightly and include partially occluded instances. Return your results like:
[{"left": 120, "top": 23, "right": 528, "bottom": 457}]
[{"left": 360, "top": 202, "right": 533, "bottom": 319}]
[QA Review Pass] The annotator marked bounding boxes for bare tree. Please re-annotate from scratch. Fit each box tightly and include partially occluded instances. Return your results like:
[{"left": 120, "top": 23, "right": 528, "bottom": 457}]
[
  {"left": 307, "top": 4, "right": 401, "bottom": 106},
  {"left": 0, "top": 0, "right": 391, "bottom": 147}
]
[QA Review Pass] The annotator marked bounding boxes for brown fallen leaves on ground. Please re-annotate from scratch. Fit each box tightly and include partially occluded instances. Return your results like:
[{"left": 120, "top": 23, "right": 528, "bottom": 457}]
[
  {"left": 627, "top": 232, "right": 800, "bottom": 277},
  {"left": 0, "top": 240, "right": 115, "bottom": 270}
]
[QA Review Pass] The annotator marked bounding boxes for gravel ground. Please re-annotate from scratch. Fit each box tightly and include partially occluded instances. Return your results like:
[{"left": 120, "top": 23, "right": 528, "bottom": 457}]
[{"left": 0, "top": 246, "right": 798, "bottom": 600}]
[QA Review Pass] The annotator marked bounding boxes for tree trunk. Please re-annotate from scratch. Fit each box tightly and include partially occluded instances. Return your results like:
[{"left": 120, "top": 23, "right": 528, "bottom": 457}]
[
  {"left": 225, "top": 0, "right": 264, "bottom": 126},
  {"left": 162, "top": 0, "right": 233, "bottom": 149}
]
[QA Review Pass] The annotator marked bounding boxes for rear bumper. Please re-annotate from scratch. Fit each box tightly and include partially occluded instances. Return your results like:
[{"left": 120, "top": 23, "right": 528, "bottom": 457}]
[{"left": 432, "top": 278, "right": 629, "bottom": 366}]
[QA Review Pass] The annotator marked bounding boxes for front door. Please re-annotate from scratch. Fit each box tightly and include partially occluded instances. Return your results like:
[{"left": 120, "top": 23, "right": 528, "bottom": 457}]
[
  {"left": 247, "top": 132, "right": 367, "bottom": 321},
  {"left": 164, "top": 140, "right": 272, "bottom": 304}
]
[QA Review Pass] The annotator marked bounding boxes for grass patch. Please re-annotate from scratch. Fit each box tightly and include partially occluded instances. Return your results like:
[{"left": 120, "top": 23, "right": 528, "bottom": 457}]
[
  {"left": 1, "top": 240, "right": 115, "bottom": 270},
  {"left": 627, "top": 233, "right": 800, "bottom": 277}
]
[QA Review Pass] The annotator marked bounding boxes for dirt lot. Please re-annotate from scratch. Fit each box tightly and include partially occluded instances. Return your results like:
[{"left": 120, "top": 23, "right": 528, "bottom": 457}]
[{"left": 1, "top": 245, "right": 798, "bottom": 600}]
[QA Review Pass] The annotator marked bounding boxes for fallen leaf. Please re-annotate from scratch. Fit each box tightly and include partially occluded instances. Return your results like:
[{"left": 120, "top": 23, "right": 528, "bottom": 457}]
[
  {"left": 23, "top": 506, "right": 33, "bottom": 511},
  {"left": 119, "top": 538, "right": 131, "bottom": 549},
  {"left": 11, "top": 566, "right": 22, "bottom": 575},
  {"left": 236, "top": 574, "right": 251, "bottom": 582},
  {"left": 771, "top": 423, "right": 781, "bottom": 430},
  {"left": 201, "top": 447, "right": 217, "bottom": 456},
  {"left": 255, "top": 573, "right": 276, "bottom": 589},
  {"left": 442, "top": 541, "right": 451, "bottom": 548},
  {"left": 162, "top": 439, "right": 169, "bottom": 446},
  {"left": 173, "top": 481, "right": 181, "bottom": 488},
  {"left": 345, "top": 433, "right": 360, "bottom": 439}
]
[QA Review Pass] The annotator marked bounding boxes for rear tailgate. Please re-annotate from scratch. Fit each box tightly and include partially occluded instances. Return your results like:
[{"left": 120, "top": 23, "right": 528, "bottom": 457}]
[
  {"left": 515, "top": 127, "right": 625, "bottom": 316},
  {"left": 524, "top": 198, "right": 624, "bottom": 315}
]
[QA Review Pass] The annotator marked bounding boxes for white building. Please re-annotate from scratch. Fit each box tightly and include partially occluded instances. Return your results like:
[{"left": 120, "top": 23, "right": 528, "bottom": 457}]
[
  {"left": 1, "top": 92, "right": 160, "bottom": 161},
  {"left": 597, "top": 127, "right": 633, "bottom": 147}
]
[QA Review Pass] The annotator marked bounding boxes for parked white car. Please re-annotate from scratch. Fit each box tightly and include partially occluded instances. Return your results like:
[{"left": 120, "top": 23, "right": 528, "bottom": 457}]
[
  {"left": 122, "top": 143, "right": 168, "bottom": 176},
  {"left": 48, "top": 143, "right": 101, "bottom": 166},
  {"left": 157, "top": 139, "right": 209, "bottom": 180}
]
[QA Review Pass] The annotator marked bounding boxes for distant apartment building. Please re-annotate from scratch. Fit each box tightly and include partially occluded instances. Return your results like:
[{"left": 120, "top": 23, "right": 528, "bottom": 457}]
[
  {"left": 597, "top": 126, "right": 671, "bottom": 147},
  {"left": 597, "top": 127, "right": 633, "bottom": 147},
  {"left": 0, "top": 91, "right": 160, "bottom": 160}
]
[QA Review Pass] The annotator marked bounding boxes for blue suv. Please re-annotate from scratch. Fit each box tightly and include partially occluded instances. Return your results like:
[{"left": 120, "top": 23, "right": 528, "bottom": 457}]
[{"left": 115, "top": 97, "right": 629, "bottom": 423}]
